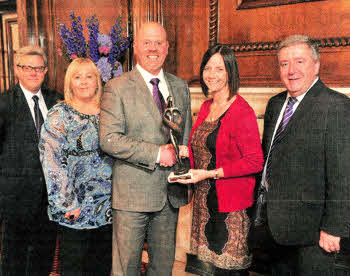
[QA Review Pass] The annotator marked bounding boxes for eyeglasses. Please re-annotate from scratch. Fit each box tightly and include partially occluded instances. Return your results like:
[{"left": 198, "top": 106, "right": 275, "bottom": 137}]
[{"left": 17, "top": 64, "right": 46, "bottom": 73}]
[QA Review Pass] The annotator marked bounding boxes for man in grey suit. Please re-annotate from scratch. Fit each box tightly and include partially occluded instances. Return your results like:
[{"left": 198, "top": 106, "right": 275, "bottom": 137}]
[
  {"left": 261, "top": 35, "right": 350, "bottom": 275},
  {"left": 99, "top": 22, "right": 192, "bottom": 276}
]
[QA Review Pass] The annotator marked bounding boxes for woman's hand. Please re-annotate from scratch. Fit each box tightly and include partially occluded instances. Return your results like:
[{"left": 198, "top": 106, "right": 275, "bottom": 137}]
[
  {"left": 176, "top": 169, "right": 214, "bottom": 184},
  {"left": 65, "top": 206, "right": 81, "bottom": 221},
  {"left": 179, "top": 145, "right": 189, "bottom": 158}
]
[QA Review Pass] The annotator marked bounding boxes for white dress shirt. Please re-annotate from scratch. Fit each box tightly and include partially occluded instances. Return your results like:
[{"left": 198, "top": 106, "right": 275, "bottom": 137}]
[
  {"left": 136, "top": 64, "right": 171, "bottom": 163},
  {"left": 20, "top": 83, "right": 48, "bottom": 127},
  {"left": 261, "top": 77, "right": 319, "bottom": 189},
  {"left": 136, "top": 64, "right": 170, "bottom": 103}
]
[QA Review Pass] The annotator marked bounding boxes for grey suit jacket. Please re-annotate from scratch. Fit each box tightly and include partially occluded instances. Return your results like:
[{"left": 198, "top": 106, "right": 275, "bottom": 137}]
[
  {"left": 262, "top": 79, "right": 350, "bottom": 246},
  {"left": 100, "top": 68, "right": 192, "bottom": 212}
]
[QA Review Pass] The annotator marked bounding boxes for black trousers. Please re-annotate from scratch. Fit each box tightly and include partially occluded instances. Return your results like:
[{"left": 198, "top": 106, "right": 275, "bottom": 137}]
[
  {"left": 270, "top": 243, "right": 350, "bottom": 276},
  {"left": 58, "top": 224, "right": 112, "bottom": 276},
  {"left": 1, "top": 211, "right": 57, "bottom": 276}
]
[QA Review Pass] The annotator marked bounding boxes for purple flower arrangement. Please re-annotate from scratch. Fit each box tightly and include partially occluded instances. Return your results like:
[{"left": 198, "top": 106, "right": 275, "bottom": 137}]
[{"left": 58, "top": 11, "right": 131, "bottom": 83}]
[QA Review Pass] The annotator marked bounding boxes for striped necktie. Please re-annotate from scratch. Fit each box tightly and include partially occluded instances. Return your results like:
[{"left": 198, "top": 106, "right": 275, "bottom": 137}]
[
  {"left": 150, "top": 78, "right": 166, "bottom": 115},
  {"left": 266, "top": 97, "right": 298, "bottom": 182},
  {"left": 32, "top": 95, "right": 44, "bottom": 137}
]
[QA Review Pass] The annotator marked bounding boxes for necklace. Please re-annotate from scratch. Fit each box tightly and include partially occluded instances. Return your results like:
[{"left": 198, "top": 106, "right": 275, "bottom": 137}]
[{"left": 206, "top": 96, "right": 236, "bottom": 122}]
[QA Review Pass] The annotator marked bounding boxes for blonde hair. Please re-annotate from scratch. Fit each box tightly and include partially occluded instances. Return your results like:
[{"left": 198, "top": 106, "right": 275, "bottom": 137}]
[
  {"left": 63, "top": 58, "right": 103, "bottom": 106},
  {"left": 15, "top": 45, "right": 48, "bottom": 67}
]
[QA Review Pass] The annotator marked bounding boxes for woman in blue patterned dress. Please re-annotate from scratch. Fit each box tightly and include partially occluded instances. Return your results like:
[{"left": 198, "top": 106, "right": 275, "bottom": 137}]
[{"left": 39, "top": 58, "right": 113, "bottom": 276}]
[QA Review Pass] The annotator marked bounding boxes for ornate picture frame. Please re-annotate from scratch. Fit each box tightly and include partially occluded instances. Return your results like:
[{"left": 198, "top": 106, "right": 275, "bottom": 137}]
[
  {"left": 236, "top": 0, "right": 326, "bottom": 10},
  {"left": 209, "top": 0, "right": 350, "bottom": 51},
  {"left": 208, "top": 0, "right": 350, "bottom": 87}
]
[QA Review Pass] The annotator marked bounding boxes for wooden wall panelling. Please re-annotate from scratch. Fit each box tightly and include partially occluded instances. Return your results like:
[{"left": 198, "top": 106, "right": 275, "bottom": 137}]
[
  {"left": 132, "top": 0, "right": 180, "bottom": 74},
  {"left": 132, "top": 0, "right": 162, "bottom": 36},
  {"left": 0, "top": 13, "right": 18, "bottom": 91},
  {"left": 0, "top": 15, "right": 4, "bottom": 91},
  {"left": 17, "top": 0, "right": 40, "bottom": 47},
  {"left": 180, "top": 0, "right": 209, "bottom": 84},
  {"left": 236, "top": 0, "right": 327, "bottom": 10},
  {"left": 162, "top": 0, "right": 176, "bottom": 74},
  {"left": 218, "top": 0, "right": 350, "bottom": 45},
  {"left": 40, "top": 0, "right": 58, "bottom": 90},
  {"left": 16, "top": 0, "right": 194, "bottom": 89},
  {"left": 208, "top": 0, "right": 217, "bottom": 48},
  {"left": 206, "top": 0, "right": 350, "bottom": 87},
  {"left": 165, "top": 0, "right": 201, "bottom": 80}
]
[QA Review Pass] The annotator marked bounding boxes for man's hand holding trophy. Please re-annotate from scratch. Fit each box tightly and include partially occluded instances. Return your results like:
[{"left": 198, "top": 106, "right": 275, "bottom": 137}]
[{"left": 162, "top": 96, "right": 193, "bottom": 183}]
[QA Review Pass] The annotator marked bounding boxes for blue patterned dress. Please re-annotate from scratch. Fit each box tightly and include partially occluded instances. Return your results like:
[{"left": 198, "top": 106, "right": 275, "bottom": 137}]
[{"left": 39, "top": 102, "right": 113, "bottom": 229}]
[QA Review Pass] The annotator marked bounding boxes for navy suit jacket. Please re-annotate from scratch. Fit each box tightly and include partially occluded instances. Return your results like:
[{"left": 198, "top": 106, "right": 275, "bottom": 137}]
[
  {"left": 0, "top": 83, "right": 62, "bottom": 221},
  {"left": 263, "top": 80, "right": 350, "bottom": 245}
]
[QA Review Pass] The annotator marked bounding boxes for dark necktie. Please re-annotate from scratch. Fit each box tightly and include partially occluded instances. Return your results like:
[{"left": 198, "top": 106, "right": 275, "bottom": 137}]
[
  {"left": 32, "top": 95, "right": 44, "bottom": 137},
  {"left": 150, "top": 78, "right": 166, "bottom": 115},
  {"left": 266, "top": 97, "right": 298, "bottom": 182}
]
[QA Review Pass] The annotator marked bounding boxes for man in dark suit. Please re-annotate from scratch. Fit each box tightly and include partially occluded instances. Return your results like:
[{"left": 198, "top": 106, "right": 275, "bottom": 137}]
[
  {"left": 0, "top": 100, "right": 5, "bottom": 137},
  {"left": 260, "top": 34, "right": 350, "bottom": 275},
  {"left": 0, "top": 45, "right": 62, "bottom": 275},
  {"left": 99, "top": 22, "right": 192, "bottom": 276}
]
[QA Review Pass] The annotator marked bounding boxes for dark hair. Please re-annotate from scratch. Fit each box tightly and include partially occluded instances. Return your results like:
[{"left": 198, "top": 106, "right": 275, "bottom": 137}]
[{"left": 200, "top": 45, "right": 240, "bottom": 99}]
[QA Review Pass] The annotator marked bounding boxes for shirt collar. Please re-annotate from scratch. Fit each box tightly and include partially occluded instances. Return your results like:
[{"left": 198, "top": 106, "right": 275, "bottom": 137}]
[
  {"left": 288, "top": 77, "right": 319, "bottom": 102},
  {"left": 136, "top": 64, "right": 166, "bottom": 84},
  {"left": 20, "top": 83, "right": 43, "bottom": 103}
]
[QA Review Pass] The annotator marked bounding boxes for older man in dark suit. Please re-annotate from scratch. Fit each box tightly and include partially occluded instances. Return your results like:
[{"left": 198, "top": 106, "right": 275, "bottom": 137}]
[
  {"left": 0, "top": 45, "right": 62, "bottom": 275},
  {"left": 260, "top": 35, "right": 350, "bottom": 275},
  {"left": 100, "top": 22, "right": 192, "bottom": 276}
]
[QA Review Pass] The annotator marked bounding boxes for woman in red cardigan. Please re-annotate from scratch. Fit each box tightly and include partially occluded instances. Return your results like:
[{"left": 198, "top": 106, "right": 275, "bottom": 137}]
[{"left": 177, "top": 46, "right": 263, "bottom": 276}]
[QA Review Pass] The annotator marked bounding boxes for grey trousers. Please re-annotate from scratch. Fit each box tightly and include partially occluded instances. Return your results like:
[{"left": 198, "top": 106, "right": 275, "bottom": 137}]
[{"left": 112, "top": 200, "right": 179, "bottom": 276}]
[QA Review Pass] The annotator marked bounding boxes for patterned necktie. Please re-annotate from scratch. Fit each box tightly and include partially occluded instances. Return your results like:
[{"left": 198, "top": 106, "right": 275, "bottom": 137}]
[
  {"left": 32, "top": 95, "right": 44, "bottom": 137},
  {"left": 266, "top": 97, "right": 298, "bottom": 182},
  {"left": 150, "top": 78, "right": 166, "bottom": 115}
]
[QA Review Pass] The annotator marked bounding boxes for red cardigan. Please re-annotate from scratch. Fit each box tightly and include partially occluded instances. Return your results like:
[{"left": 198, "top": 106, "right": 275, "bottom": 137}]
[{"left": 188, "top": 95, "right": 264, "bottom": 212}]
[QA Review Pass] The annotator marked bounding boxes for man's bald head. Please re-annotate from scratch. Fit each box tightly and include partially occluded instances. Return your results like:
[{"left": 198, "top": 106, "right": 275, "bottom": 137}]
[{"left": 133, "top": 21, "right": 169, "bottom": 75}]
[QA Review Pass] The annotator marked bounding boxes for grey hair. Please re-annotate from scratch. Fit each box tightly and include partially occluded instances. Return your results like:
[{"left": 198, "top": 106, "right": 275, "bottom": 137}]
[
  {"left": 277, "top": 35, "right": 319, "bottom": 62},
  {"left": 15, "top": 45, "right": 48, "bottom": 67}
]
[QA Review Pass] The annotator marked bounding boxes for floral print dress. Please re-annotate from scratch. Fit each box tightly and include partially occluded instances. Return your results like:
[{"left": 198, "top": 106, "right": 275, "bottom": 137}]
[
  {"left": 39, "top": 102, "right": 113, "bottom": 229},
  {"left": 187, "top": 116, "right": 251, "bottom": 274}
]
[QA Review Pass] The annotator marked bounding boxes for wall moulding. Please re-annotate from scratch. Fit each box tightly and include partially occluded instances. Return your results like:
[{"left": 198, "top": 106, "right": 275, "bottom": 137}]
[
  {"left": 236, "top": 0, "right": 326, "bottom": 10},
  {"left": 207, "top": 0, "right": 350, "bottom": 87},
  {"left": 219, "top": 37, "right": 350, "bottom": 53},
  {"left": 209, "top": 0, "right": 350, "bottom": 51}
]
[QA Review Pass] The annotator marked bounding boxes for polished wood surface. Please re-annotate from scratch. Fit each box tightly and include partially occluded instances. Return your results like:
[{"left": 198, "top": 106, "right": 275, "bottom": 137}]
[
  {"left": 0, "top": 13, "right": 18, "bottom": 91},
  {"left": 13, "top": 0, "right": 350, "bottom": 89}
]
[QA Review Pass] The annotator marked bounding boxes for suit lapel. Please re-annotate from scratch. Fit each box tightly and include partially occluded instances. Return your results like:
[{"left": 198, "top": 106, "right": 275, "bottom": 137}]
[
  {"left": 41, "top": 87, "right": 53, "bottom": 109},
  {"left": 277, "top": 80, "right": 322, "bottom": 143},
  {"left": 13, "top": 84, "right": 38, "bottom": 141},
  {"left": 164, "top": 74, "right": 175, "bottom": 104},
  {"left": 131, "top": 69, "right": 164, "bottom": 122},
  {"left": 265, "top": 94, "right": 286, "bottom": 150}
]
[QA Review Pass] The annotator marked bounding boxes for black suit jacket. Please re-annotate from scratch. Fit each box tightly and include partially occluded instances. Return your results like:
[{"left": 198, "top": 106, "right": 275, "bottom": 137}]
[
  {"left": 263, "top": 79, "right": 350, "bottom": 246},
  {"left": 0, "top": 100, "right": 5, "bottom": 137},
  {"left": 0, "top": 83, "right": 62, "bottom": 221}
]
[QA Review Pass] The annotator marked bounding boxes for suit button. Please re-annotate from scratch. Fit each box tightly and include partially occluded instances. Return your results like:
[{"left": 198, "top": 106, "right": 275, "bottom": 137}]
[{"left": 40, "top": 177, "right": 43, "bottom": 182}]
